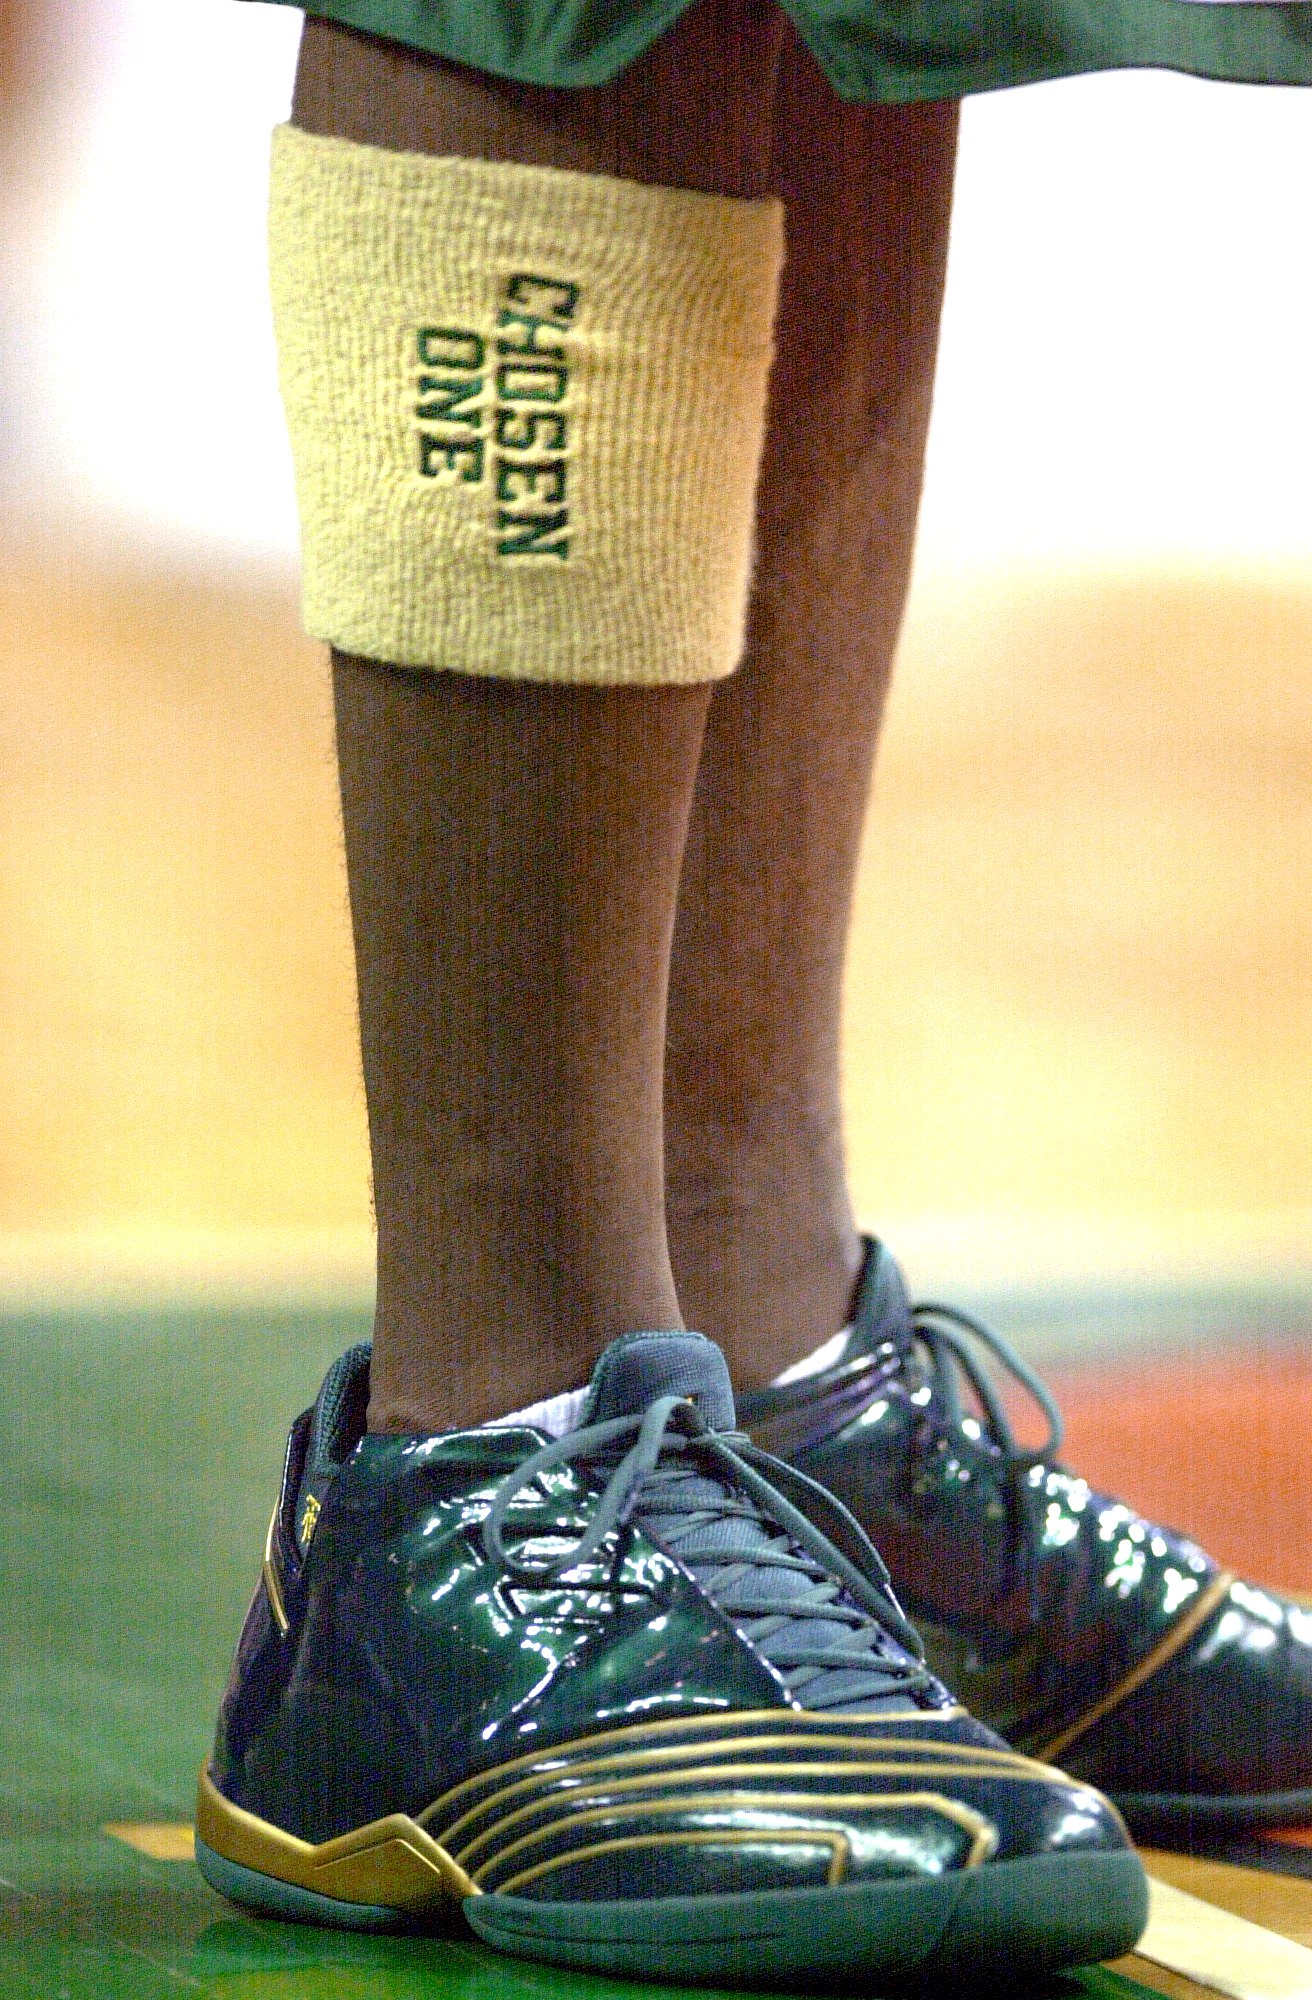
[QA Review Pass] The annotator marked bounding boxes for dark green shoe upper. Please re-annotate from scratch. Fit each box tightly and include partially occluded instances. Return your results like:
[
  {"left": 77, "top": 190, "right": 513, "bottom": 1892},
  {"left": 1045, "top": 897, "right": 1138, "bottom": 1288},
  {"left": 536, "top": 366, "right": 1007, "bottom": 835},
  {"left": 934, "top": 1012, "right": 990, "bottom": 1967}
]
[
  {"left": 739, "top": 1241, "right": 1312, "bottom": 1827},
  {"left": 208, "top": 1327, "right": 1134, "bottom": 1902}
]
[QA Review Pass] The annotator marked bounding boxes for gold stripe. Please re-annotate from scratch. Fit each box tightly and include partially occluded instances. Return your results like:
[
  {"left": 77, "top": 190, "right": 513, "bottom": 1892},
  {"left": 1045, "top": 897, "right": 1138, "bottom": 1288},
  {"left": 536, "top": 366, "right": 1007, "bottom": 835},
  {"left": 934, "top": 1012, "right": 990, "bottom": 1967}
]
[
  {"left": 432, "top": 1733, "right": 1059, "bottom": 1845},
  {"left": 419, "top": 1713, "right": 1048, "bottom": 1833},
  {"left": 196, "top": 1765, "right": 478, "bottom": 1909},
  {"left": 453, "top": 1762, "right": 1034, "bottom": 1867},
  {"left": 430, "top": 1736, "right": 1064, "bottom": 1840},
  {"left": 422, "top": 1709, "right": 960, "bottom": 1823},
  {"left": 495, "top": 1827, "right": 852, "bottom": 1897},
  {"left": 469, "top": 1788, "right": 998, "bottom": 1885},
  {"left": 1036, "top": 1571, "right": 1237, "bottom": 1763},
  {"left": 262, "top": 1503, "right": 290, "bottom": 1637}
]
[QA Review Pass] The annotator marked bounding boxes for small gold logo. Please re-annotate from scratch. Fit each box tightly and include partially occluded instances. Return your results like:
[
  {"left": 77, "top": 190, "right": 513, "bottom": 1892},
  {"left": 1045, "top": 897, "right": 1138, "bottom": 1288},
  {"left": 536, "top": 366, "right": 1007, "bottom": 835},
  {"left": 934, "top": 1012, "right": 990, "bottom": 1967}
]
[{"left": 299, "top": 1492, "right": 322, "bottom": 1548}]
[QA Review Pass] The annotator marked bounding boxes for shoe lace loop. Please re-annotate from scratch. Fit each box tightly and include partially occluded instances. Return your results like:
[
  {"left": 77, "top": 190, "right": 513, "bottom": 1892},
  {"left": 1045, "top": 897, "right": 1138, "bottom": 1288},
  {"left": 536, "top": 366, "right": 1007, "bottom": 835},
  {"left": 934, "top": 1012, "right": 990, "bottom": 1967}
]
[
  {"left": 907, "top": 1300, "right": 1065, "bottom": 1465},
  {"left": 482, "top": 1394, "right": 934, "bottom": 1707},
  {"left": 898, "top": 1301, "right": 1073, "bottom": 1621}
]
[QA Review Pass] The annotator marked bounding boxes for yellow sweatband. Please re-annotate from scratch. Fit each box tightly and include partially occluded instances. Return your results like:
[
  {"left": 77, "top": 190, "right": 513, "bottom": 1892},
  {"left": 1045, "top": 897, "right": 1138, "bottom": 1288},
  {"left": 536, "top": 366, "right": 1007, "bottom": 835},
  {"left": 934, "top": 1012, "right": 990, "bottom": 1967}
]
[{"left": 268, "top": 126, "right": 784, "bottom": 686}]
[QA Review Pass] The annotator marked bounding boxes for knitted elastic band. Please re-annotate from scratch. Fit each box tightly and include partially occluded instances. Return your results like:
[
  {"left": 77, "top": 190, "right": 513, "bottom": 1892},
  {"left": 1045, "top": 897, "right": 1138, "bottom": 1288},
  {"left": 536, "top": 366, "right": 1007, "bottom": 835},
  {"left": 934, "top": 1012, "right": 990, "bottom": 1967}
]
[{"left": 268, "top": 126, "right": 785, "bottom": 686}]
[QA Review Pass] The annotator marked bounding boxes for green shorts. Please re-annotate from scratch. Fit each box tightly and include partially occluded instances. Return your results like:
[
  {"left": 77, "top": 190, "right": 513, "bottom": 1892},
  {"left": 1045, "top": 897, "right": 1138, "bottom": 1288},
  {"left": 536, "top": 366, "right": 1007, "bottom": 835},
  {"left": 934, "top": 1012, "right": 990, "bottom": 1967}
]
[{"left": 257, "top": 0, "right": 1312, "bottom": 100}]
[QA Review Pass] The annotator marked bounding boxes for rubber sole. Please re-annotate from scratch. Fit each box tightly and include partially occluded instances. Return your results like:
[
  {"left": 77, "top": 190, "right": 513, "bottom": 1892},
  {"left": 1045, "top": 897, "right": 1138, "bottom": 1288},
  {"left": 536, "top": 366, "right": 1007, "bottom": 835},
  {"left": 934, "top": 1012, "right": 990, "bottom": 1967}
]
[
  {"left": 1115, "top": 1784, "right": 1312, "bottom": 1834},
  {"left": 195, "top": 1838, "right": 408, "bottom": 1932},
  {"left": 466, "top": 1851, "right": 1147, "bottom": 1985},
  {"left": 196, "top": 1833, "right": 1148, "bottom": 1986}
]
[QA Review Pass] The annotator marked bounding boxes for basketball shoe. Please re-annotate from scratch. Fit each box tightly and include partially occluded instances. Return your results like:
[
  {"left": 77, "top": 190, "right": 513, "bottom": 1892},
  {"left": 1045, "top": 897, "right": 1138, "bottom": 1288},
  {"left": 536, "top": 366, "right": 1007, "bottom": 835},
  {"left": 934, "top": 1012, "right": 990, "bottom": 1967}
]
[
  {"left": 197, "top": 1325, "right": 1146, "bottom": 1982},
  {"left": 740, "top": 1239, "right": 1312, "bottom": 1838}
]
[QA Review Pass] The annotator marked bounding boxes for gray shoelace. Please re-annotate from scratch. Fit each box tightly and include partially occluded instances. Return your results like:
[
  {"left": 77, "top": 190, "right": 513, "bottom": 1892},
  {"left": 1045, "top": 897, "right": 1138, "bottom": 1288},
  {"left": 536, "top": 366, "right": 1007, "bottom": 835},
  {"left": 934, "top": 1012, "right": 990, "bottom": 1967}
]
[
  {"left": 885, "top": 1298, "right": 1101, "bottom": 1621},
  {"left": 482, "top": 1393, "right": 936, "bottom": 1710},
  {"left": 899, "top": 1300, "right": 1066, "bottom": 1464}
]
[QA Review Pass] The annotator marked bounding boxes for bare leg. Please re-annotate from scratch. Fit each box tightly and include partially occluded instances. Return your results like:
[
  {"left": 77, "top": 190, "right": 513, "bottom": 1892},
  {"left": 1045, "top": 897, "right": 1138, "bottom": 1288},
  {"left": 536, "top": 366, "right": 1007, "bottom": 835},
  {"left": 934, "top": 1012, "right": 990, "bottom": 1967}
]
[
  {"left": 665, "top": 52, "right": 959, "bottom": 1384},
  {"left": 293, "top": 4, "right": 788, "bottom": 1431}
]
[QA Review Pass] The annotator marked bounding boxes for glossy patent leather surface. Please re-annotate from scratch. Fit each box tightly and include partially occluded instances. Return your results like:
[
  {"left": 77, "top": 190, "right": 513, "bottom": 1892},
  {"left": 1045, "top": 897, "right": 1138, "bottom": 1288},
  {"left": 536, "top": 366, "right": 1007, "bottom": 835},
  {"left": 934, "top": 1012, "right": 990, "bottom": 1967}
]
[
  {"left": 214, "top": 1424, "right": 781, "bottom": 1841},
  {"left": 742, "top": 1242, "right": 1312, "bottom": 1808},
  {"left": 209, "top": 1407, "right": 1131, "bottom": 1901},
  {"left": 758, "top": 1365, "right": 1219, "bottom": 1745},
  {"left": 1070, "top": 1577, "right": 1312, "bottom": 1800}
]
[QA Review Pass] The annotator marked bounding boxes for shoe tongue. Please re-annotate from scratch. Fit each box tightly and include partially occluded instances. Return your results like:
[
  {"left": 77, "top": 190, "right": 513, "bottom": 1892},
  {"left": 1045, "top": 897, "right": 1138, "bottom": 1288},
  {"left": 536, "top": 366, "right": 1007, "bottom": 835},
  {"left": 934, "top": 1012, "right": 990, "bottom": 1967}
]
[
  {"left": 584, "top": 1330, "right": 737, "bottom": 1433},
  {"left": 585, "top": 1327, "right": 924, "bottom": 1714},
  {"left": 846, "top": 1239, "right": 915, "bottom": 1357}
]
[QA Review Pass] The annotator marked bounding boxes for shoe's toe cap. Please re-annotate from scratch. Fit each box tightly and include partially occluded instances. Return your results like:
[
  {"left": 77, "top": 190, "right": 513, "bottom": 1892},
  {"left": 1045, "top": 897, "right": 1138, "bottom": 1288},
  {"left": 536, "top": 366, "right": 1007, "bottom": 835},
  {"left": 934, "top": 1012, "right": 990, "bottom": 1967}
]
[
  {"left": 452, "top": 1712, "right": 1148, "bottom": 1985},
  {"left": 925, "top": 1712, "right": 1135, "bottom": 1868},
  {"left": 1065, "top": 1577, "right": 1312, "bottom": 1819},
  {"left": 443, "top": 1711, "right": 1135, "bottom": 1905}
]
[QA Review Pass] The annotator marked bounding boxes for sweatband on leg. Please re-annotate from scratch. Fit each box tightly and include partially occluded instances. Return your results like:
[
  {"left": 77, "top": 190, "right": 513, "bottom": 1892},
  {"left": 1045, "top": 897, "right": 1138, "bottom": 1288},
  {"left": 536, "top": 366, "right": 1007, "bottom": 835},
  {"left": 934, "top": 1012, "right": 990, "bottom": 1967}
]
[{"left": 268, "top": 126, "right": 785, "bottom": 686}]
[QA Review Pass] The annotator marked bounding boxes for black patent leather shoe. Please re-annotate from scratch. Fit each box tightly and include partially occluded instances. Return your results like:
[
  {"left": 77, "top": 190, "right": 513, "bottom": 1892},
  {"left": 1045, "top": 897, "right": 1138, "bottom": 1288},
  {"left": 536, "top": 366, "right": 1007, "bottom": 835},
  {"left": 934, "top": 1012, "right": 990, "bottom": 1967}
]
[
  {"left": 197, "top": 1326, "right": 1145, "bottom": 1984},
  {"left": 739, "top": 1239, "right": 1312, "bottom": 1839}
]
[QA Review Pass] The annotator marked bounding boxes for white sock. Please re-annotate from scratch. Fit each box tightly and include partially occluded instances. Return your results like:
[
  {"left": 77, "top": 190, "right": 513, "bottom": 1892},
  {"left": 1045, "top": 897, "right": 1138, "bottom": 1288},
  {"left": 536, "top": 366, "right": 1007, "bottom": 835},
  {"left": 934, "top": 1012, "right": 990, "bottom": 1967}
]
[
  {"left": 491, "top": 1384, "right": 589, "bottom": 1438},
  {"left": 771, "top": 1326, "right": 854, "bottom": 1387},
  {"left": 485, "top": 1329, "right": 855, "bottom": 1434}
]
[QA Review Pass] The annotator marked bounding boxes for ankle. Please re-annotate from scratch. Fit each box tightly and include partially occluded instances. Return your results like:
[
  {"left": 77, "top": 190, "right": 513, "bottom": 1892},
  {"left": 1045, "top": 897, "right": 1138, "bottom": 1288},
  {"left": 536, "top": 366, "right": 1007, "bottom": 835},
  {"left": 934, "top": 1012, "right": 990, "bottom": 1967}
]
[
  {"left": 666, "top": 1172, "right": 862, "bottom": 1391},
  {"left": 366, "top": 1209, "right": 685, "bottom": 1433}
]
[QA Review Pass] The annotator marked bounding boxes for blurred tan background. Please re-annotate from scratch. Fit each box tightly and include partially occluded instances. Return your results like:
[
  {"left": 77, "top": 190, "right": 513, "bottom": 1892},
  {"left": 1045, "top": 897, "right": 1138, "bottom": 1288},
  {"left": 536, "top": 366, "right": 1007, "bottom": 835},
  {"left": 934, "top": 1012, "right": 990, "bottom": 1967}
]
[{"left": 1, "top": 2, "right": 1309, "bottom": 1305}]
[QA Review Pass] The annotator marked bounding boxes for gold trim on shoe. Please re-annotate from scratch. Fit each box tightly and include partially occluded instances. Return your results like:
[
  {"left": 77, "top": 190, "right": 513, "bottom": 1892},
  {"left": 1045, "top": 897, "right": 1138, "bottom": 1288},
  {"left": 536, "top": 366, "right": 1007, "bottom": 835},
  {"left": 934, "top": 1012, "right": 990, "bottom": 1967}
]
[
  {"left": 450, "top": 1762, "right": 1027, "bottom": 1868},
  {"left": 415, "top": 1707, "right": 1060, "bottom": 1830},
  {"left": 196, "top": 1765, "right": 478, "bottom": 1911},
  {"left": 262, "top": 1504, "right": 290, "bottom": 1637},
  {"left": 425, "top": 1726, "right": 1071, "bottom": 1846},
  {"left": 468, "top": 1788, "right": 998, "bottom": 1888},
  {"left": 1036, "top": 1570, "right": 1237, "bottom": 1763},
  {"left": 496, "top": 1826, "right": 854, "bottom": 1896}
]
